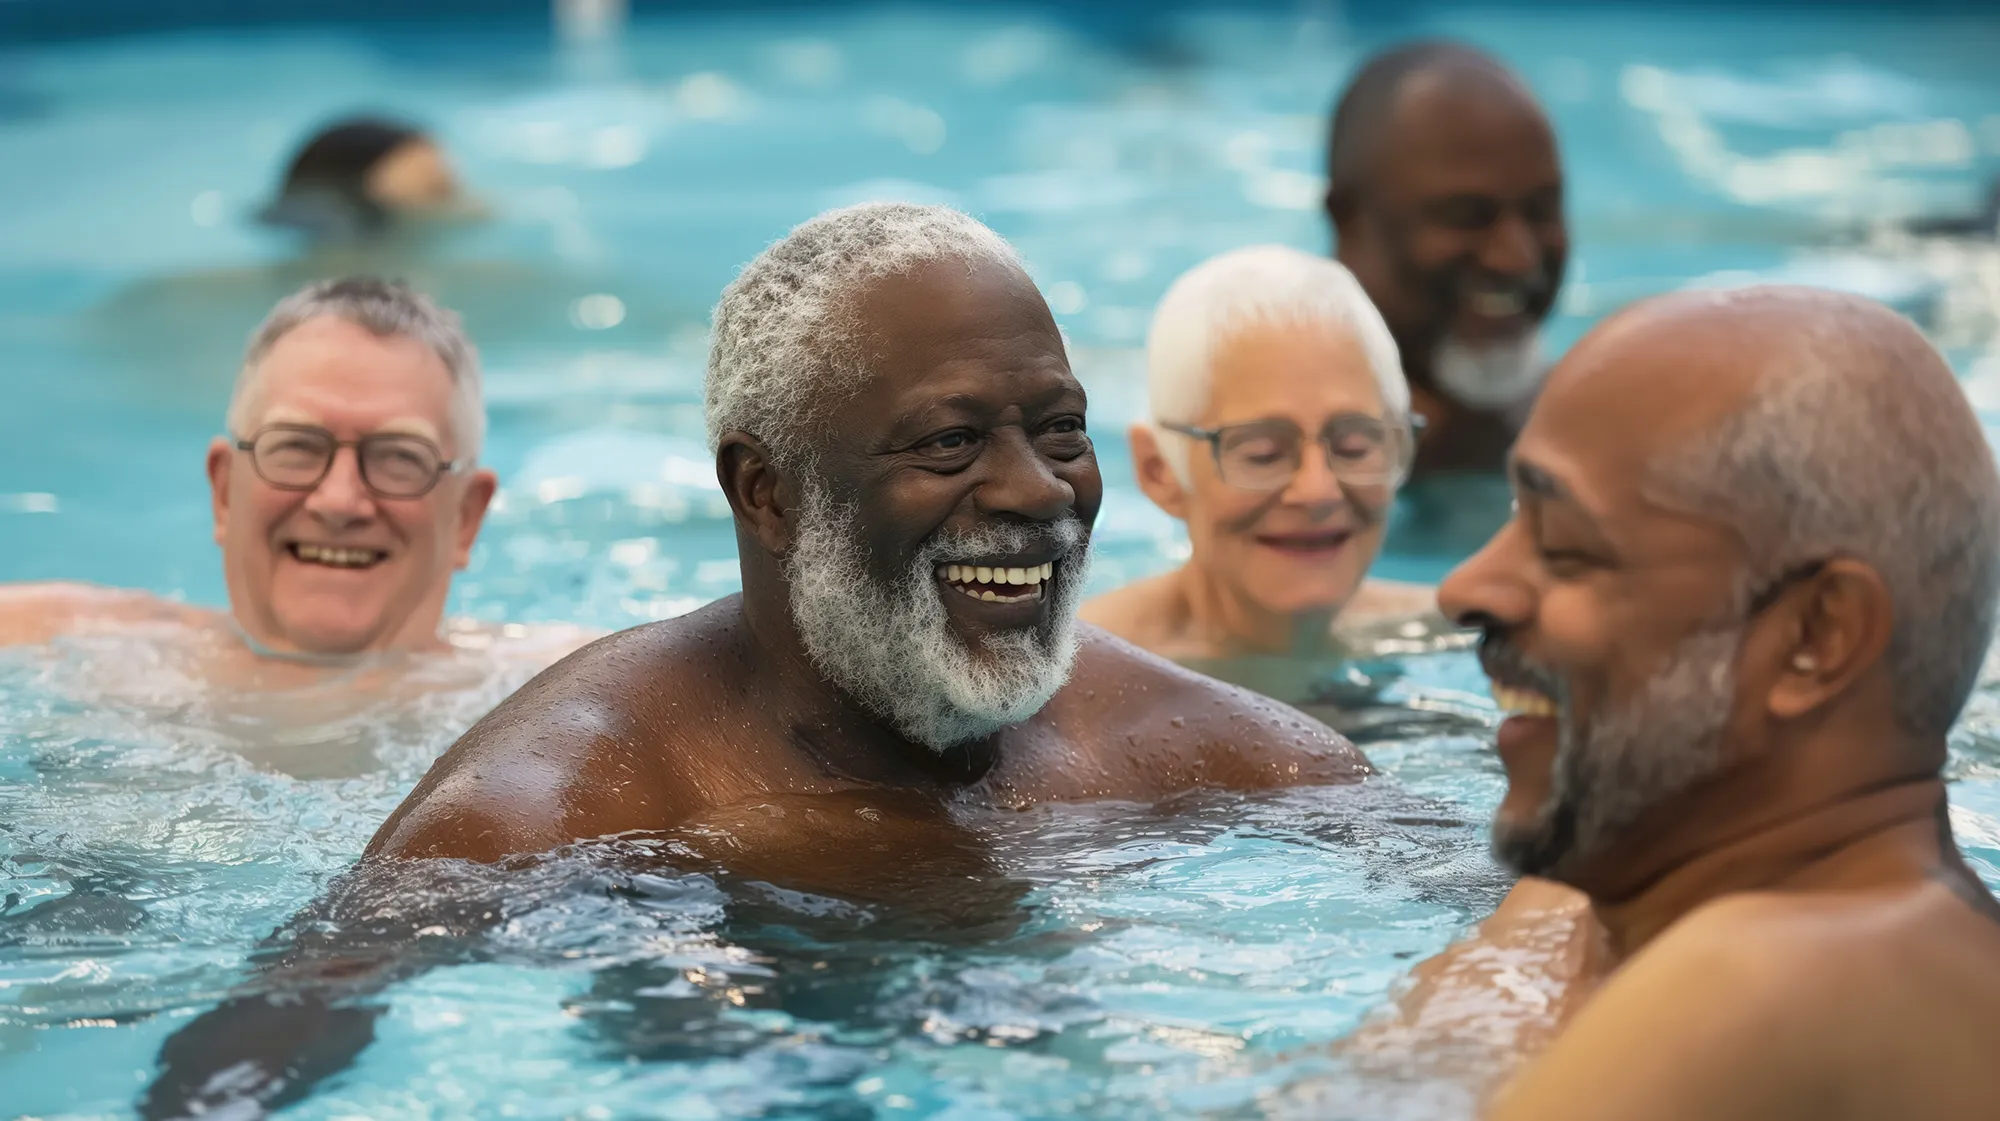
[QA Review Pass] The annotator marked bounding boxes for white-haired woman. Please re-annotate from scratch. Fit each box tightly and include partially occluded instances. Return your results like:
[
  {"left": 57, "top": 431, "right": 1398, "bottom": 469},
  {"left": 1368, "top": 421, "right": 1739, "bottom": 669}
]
[{"left": 1083, "top": 245, "right": 1433, "bottom": 700}]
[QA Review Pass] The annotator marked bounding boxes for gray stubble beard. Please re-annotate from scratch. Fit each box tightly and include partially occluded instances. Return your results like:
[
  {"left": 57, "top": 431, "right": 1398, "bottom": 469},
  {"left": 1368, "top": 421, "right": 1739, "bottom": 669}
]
[{"left": 1492, "top": 625, "right": 1743, "bottom": 882}]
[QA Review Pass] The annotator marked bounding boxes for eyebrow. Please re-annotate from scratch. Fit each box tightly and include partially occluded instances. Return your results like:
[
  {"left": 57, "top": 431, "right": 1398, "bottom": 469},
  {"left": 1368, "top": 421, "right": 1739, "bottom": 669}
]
[
  {"left": 1509, "top": 457, "right": 1569, "bottom": 502},
  {"left": 261, "top": 408, "right": 442, "bottom": 442}
]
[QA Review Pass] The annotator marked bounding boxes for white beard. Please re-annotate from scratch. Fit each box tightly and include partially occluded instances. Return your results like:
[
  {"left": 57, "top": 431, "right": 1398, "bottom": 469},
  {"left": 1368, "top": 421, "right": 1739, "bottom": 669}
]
[
  {"left": 784, "top": 483, "right": 1093, "bottom": 751},
  {"left": 1433, "top": 332, "right": 1547, "bottom": 412}
]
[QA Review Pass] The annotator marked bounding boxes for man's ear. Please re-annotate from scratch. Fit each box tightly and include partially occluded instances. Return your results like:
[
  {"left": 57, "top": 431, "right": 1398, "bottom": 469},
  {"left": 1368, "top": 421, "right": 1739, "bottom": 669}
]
[
  {"left": 1129, "top": 422, "right": 1192, "bottom": 521},
  {"left": 205, "top": 438, "right": 232, "bottom": 546},
  {"left": 451, "top": 468, "right": 499, "bottom": 569},
  {"left": 717, "top": 432, "right": 797, "bottom": 556},
  {"left": 1763, "top": 558, "right": 1894, "bottom": 721}
]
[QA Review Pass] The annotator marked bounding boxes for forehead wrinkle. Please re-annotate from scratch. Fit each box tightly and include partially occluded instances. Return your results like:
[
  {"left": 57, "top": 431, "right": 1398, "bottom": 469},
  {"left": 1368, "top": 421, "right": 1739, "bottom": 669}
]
[{"left": 260, "top": 404, "right": 443, "bottom": 443}]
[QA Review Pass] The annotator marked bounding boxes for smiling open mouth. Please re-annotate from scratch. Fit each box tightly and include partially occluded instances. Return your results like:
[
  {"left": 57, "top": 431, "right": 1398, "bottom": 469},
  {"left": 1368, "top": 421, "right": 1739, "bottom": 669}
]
[
  {"left": 1492, "top": 684, "right": 1557, "bottom": 717},
  {"left": 1255, "top": 530, "right": 1352, "bottom": 554},
  {"left": 935, "top": 562, "right": 1053, "bottom": 604},
  {"left": 1467, "top": 288, "right": 1529, "bottom": 318},
  {"left": 288, "top": 543, "right": 388, "bottom": 570}
]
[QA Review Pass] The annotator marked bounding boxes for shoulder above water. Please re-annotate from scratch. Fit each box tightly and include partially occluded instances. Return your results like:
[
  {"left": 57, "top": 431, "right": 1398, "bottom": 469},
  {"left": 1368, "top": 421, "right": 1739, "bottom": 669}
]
[{"left": 1052, "top": 624, "right": 1373, "bottom": 783}]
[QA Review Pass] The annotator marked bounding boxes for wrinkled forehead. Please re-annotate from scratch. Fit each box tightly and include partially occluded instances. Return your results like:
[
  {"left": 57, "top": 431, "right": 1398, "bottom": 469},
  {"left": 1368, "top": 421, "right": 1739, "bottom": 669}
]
[
  {"left": 829, "top": 257, "right": 1072, "bottom": 419},
  {"left": 242, "top": 316, "right": 455, "bottom": 443}
]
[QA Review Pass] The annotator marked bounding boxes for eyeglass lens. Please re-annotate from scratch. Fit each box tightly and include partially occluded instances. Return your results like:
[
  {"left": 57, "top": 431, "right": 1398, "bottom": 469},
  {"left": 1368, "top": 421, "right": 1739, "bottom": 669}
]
[
  {"left": 1212, "top": 416, "right": 1403, "bottom": 490},
  {"left": 249, "top": 427, "right": 446, "bottom": 497}
]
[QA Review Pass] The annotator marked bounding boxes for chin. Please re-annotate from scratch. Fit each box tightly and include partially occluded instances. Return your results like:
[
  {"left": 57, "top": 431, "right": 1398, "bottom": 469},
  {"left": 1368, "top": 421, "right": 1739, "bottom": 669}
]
[
  {"left": 275, "top": 614, "right": 389, "bottom": 656},
  {"left": 1249, "top": 576, "right": 1364, "bottom": 618}
]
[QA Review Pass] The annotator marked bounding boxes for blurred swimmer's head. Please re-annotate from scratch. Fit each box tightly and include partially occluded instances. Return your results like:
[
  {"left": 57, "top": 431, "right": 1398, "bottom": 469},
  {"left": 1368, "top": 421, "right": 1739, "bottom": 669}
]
[
  {"left": 207, "top": 278, "right": 498, "bottom": 656},
  {"left": 1326, "top": 42, "right": 1565, "bottom": 409},
  {"left": 259, "top": 117, "right": 476, "bottom": 242},
  {"left": 1438, "top": 286, "right": 2000, "bottom": 887},
  {"left": 1133, "top": 245, "right": 1413, "bottom": 624},
  {"left": 708, "top": 203, "right": 1099, "bottom": 750}
]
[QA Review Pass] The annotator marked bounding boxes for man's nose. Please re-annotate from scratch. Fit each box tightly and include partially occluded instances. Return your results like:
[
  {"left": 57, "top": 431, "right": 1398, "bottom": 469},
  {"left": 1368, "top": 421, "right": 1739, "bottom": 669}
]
[
  {"left": 974, "top": 430, "right": 1075, "bottom": 521},
  {"left": 1478, "top": 211, "right": 1542, "bottom": 279},
  {"left": 302, "top": 447, "right": 378, "bottom": 526},
  {"left": 1437, "top": 520, "right": 1537, "bottom": 628}
]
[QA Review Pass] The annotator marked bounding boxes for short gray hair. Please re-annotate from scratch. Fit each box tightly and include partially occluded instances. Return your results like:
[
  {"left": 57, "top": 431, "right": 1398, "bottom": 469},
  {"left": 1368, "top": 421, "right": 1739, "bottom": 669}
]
[
  {"left": 228, "top": 277, "right": 485, "bottom": 460},
  {"left": 705, "top": 202, "right": 1029, "bottom": 469},
  {"left": 1647, "top": 289, "right": 2000, "bottom": 737},
  {"left": 1144, "top": 244, "right": 1408, "bottom": 481}
]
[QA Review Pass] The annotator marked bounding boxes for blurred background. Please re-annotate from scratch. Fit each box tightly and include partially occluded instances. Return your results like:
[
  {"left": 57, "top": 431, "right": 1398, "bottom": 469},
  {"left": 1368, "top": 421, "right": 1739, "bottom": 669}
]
[{"left": 3, "top": 0, "right": 1998, "bottom": 629}]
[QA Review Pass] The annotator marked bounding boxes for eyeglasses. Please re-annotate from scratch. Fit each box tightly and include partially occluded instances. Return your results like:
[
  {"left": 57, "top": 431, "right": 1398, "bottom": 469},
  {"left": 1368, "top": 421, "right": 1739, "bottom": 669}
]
[
  {"left": 1159, "top": 413, "right": 1423, "bottom": 491},
  {"left": 233, "top": 424, "right": 466, "bottom": 499}
]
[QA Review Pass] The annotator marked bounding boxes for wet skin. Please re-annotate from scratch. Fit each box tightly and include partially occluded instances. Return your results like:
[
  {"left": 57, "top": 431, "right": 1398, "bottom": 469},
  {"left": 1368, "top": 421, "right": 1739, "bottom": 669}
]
[
  {"left": 369, "top": 257, "right": 1368, "bottom": 865},
  {"left": 1379, "top": 289, "right": 2000, "bottom": 1119},
  {"left": 1330, "top": 62, "right": 1566, "bottom": 474}
]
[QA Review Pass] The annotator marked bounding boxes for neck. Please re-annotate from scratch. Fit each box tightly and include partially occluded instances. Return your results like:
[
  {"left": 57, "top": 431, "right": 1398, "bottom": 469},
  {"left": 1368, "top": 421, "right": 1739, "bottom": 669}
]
[
  {"left": 229, "top": 617, "right": 443, "bottom": 663},
  {"left": 1584, "top": 775, "right": 1952, "bottom": 961},
  {"left": 1170, "top": 561, "right": 1340, "bottom": 658}
]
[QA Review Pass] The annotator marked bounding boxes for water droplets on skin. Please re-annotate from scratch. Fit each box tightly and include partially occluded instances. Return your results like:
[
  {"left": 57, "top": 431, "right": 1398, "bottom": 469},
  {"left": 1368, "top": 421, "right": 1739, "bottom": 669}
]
[{"left": 10, "top": 7, "right": 2000, "bottom": 1119}]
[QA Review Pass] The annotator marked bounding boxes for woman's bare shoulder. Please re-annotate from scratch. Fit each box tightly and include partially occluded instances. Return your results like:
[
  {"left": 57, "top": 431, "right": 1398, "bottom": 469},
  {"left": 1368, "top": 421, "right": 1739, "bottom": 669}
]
[
  {"left": 1342, "top": 578, "right": 1438, "bottom": 621},
  {"left": 1078, "top": 569, "right": 1189, "bottom": 652}
]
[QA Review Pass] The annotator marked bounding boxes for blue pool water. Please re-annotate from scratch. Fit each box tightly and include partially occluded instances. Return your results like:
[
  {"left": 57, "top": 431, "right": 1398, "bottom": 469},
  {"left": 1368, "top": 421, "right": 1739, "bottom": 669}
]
[{"left": 4, "top": 4, "right": 2000, "bottom": 1118}]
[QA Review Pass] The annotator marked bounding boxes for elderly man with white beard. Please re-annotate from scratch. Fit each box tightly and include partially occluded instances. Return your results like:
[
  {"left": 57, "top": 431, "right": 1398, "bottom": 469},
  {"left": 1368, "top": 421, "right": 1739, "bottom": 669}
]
[{"left": 364, "top": 202, "right": 1369, "bottom": 865}]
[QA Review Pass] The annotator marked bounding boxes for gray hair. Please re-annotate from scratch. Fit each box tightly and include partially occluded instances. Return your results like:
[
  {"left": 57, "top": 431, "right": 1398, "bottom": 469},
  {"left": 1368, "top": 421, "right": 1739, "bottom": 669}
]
[
  {"left": 705, "top": 202, "right": 1029, "bottom": 469},
  {"left": 1144, "top": 244, "right": 1408, "bottom": 482},
  {"left": 1647, "top": 289, "right": 2000, "bottom": 738},
  {"left": 228, "top": 277, "right": 485, "bottom": 460}
]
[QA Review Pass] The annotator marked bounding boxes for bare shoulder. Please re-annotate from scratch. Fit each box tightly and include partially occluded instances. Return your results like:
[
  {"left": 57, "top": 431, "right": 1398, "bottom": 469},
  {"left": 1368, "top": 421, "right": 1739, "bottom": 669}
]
[
  {"left": 1056, "top": 625, "right": 1372, "bottom": 784},
  {"left": 0, "top": 581, "right": 213, "bottom": 645},
  {"left": 367, "top": 603, "right": 756, "bottom": 862},
  {"left": 1493, "top": 885, "right": 2000, "bottom": 1121},
  {"left": 1341, "top": 578, "right": 1437, "bottom": 623},
  {"left": 1076, "top": 570, "right": 1183, "bottom": 650},
  {"left": 1486, "top": 895, "right": 1826, "bottom": 1121}
]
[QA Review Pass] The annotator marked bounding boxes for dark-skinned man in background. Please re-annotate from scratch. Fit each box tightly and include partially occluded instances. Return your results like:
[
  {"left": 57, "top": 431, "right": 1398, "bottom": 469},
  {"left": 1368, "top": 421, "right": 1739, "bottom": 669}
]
[{"left": 1326, "top": 41, "right": 1567, "bottom": 478}]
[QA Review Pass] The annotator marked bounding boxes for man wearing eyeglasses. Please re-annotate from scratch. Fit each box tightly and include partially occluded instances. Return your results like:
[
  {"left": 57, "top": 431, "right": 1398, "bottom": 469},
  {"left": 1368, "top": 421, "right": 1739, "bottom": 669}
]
[{"left": 1, "top": 278, "right": 500, "bottom": 657}]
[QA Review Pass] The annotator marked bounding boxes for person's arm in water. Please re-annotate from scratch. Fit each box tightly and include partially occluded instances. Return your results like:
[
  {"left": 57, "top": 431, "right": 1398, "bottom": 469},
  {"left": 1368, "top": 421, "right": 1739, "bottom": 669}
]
[
  {"left": 0, "top": 582, "right": 210, "bottom": 645},
  {"left": 144, "top": 786, "right": 1017, "bottom": 1119},
  {"left": 1339, "top": 877, "right": 1601, "bottom": 1086}
]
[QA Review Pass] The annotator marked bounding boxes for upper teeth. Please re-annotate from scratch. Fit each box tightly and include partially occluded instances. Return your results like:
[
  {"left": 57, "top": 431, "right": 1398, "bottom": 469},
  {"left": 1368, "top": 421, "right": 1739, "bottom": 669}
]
[
  {"left": 1470, "top": 290, "right": 1527, "bottom": 317},
  {"left": 1493, "top": 685, "right": 1556, "bottom": 717},
  {"left": 937, "top": 562, "right": 1053, "bottom": 586},
  {"left": 295, "top": 544, "right": 380, "bottom": 568}
]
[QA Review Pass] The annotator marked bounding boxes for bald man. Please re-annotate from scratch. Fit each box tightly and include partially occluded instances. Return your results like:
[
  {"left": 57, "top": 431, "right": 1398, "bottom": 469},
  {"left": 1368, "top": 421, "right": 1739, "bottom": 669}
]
[
  {"left": 1325, "top": 42, "right": 1566, "bottom": 476},
  {"left": 1355, "top": 287, "right": 2000, "bottom": 1119}
]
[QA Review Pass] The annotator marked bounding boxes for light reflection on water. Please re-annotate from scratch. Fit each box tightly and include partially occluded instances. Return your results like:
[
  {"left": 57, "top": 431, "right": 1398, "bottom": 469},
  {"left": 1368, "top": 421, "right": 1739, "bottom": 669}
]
[{"left": 4, "top": 3, "right": 2000, "bottom": 1117}]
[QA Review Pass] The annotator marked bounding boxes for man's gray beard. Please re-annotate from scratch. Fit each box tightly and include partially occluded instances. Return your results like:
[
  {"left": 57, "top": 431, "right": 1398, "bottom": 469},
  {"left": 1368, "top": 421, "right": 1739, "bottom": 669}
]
[
  {"left": 1433, "top": 332, "right": 1546, "bottom": 412},
  {"left": 1492, "top": 624, "right": 1742, "bottom": 881},
  {"left": 784, "top": 484, "right": 1092, "bottom": 752}
]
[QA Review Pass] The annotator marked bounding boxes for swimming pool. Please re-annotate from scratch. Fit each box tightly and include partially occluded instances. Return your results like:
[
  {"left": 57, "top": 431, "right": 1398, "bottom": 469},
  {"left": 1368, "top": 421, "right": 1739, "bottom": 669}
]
[{"left": 4, "top": 4, "right": 2000, "bottom": 1118}]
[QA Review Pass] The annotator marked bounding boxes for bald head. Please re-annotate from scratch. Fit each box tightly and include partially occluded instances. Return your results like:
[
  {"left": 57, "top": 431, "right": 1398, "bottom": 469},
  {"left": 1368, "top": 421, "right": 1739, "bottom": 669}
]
[
  {"left": 1323, "top": 43, "right": 1566, "bottom": 395},
  {"left": 1327, "top": 42, "right": 1547, "bottom": 208},
  {"left": 1577, "top": 287, "right": 2000, "bottom": 737}
]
